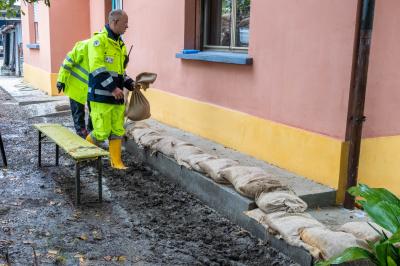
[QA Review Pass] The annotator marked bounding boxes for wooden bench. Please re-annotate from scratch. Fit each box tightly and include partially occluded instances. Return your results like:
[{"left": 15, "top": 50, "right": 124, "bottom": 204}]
[{"left": 33, "top": 123, "right": 109, "bottom": 204}]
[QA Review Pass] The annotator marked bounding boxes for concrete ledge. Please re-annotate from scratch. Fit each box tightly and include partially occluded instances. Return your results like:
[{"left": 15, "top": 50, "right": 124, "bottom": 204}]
[{"left": 125, "top": 139, "right": 316, "bottom": 265}]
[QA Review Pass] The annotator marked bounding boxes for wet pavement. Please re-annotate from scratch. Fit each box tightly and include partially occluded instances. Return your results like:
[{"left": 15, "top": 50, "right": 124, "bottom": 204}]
[{"left": 0, "top": 85, "right": 297, "bottom": 265}]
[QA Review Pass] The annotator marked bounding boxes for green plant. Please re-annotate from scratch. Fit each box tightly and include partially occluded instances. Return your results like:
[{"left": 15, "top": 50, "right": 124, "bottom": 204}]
[
  {"left": 316, "top": 184, "right": 400, "bottom": 266},
  {"left": 0, "top": 0, "right": 50, "bottom": 17}
]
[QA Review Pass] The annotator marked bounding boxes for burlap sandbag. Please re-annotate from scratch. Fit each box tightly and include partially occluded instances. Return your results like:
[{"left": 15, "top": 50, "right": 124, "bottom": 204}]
[
  {"left": 126, "top": 89, "right": 151, "bottom": 121},
  {"left": 138, "top": 133, "right": 163, "bottom": 148},
  {"left": 125, "top": 122, "right": 150, "bottom": 139},
  {"left": 198, "top": 158, "right": 239, "bottom": 184},
  {"left": 151, "top": 136, "right": 186, "bottom": 158},
  {"left": 244, "top": 208, "right": 270, "bottom": 230},
  {"left": 339, "top": 221, "right": 392, "bottom": 243},
  {"left": 174, "top": 144, "right": 204, "bottom": 168},
  {"left": 245, "top": 209, "right": 321, "bottom": 257},
  {"left": 135, "top": 72, "right": 157, "bottom": 90},
  {"left": 221, "top": 166, "right": 266, "bottom": 182},
  {"left": 186, "top": 153, "right": 217, "bottom": 172},
  {"left": 256, "top": 190, "right": 307, "bottom": 214},
  {"left": 220, "top": 166, "right": 285, "bottom": 199},
  {"left": 265, "top": 211, "right": 325, "bottom": 257},
  {"left": 130, "top": 128, "right": 159, "bottom": 143},
  {"left": 300, "top": 227, "right": 368, "bottom": 260}
]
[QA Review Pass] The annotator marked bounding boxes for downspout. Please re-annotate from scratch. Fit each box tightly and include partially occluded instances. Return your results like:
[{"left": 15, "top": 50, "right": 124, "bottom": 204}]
[{"left": 343, "top": 0, "right": 376, "bottom": 209}]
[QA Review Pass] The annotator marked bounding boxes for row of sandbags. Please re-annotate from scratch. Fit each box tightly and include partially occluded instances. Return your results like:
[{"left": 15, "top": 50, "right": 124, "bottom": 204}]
[
  {"left": 125, "top": 122, "right": 307, "bottom": 214},
  {"left": 246, "top": 209, "right": 391, "bottom": 260},
  {"left": 125, "top": 122, "right": 384, "bottom": 261}
]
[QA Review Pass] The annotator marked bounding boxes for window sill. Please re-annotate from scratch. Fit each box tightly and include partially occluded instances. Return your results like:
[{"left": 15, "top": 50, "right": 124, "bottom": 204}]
[
  {"left": 176, "top": 51, "right": 253, "bottom": 65},
  {"left": 26, "top": 43, "right": 40, "bottom": 49}
]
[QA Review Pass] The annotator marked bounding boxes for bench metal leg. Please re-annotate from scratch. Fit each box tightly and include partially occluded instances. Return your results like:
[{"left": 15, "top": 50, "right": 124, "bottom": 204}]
[
  {"left": 97, "top": 157, "right": 102, "bottom": 202},
  {"left": 38, "top": 131, "right": 42, "bottom": 167},
  {"left": 55, "top": 144, "right": 59, "bottom": 166},
  {"left": 0, "top": 132, "right": 7, "bottom": 167},
  {"left": 75, "top": 162, "right": 81, "bottom": 205}
]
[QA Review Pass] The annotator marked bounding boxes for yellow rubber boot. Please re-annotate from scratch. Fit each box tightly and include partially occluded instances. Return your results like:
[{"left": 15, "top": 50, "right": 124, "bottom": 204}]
[
  {"left": 109, "top": 139, "right": 128, "bottom": 170},
  {"left": 86, "top": 134, "right": 96, "bottom": 145}
]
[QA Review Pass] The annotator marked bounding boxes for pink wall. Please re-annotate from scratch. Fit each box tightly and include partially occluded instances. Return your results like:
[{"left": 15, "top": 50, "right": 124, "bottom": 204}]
[
  {"left": 90, "top": 0, "right": 106, "bottom": 35},
  {"left": 22, "top": 0, "right": 90, "bottom": 73},
  {"left": 22, "top": 2, "right": 52, "bottom": 72},
  {"left": 364, "top": 0, "right": 400, "bottom": 138},
  {"left": 123, "top": 0, "right": 358, "bottom": 140},
  {"left": 49, "top": 0, "right": 90, "bottom": 72}
]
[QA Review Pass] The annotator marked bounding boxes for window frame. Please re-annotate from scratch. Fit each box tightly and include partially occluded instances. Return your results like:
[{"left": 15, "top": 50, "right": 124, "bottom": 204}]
[
  {"left": 33, "top": 2, "right": 39, "bottom": 43},
  {"left": 202, "top": 0, "right": 249, "bottom": 52},
  {"left": 112, "top": 0, "right": 123, "bottom": 10}
]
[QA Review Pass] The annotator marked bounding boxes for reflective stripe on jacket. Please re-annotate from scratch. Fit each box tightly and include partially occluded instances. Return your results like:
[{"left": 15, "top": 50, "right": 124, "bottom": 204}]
[
  {"left": 87, "top": 26, "right": 133, "bottom": 105},
  {"left": 57, "top": 40, "right": 89, "bottom": 105}
]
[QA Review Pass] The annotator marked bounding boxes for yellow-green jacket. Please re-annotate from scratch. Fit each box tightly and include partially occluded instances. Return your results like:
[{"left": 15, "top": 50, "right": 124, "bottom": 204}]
[
  {"left": 87, "top": 25, "right": 134, "bottom": 105},
  {"left": 57, "top": 40, "right": 89, "bottom": 105}
]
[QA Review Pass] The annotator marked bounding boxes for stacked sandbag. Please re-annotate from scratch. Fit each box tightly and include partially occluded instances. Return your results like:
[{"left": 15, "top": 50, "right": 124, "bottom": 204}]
[
  {"left": 258, "top": 210, "right": 323, "bottom": 257},
  {"left": 220, "top": 166, "right": 286, "bottom": 199},
  {"left": 339, "top": 221, "right": 392, "bottom": 243},
  {"left": 185, "top": 153, "right": 217, "bottom": 172},
  {"left": 129, "top": 126, "right": 160, "bottom": 146},
  {"left": 300, "top": 227, "right": 369, "bottom": 260},
  {"left": 138, "top": 132, "right": 163, "bottom": 147},
  {"left": 173, "top": 144, "right": 204, "bottom": 168},
  {"left": 198, "top": 158, "right": 239, "bottom": 184},
  {"left": 148, "top": 136, "right": 182, "bottom": 157},
  {"left": 256, "top": 190, "right": 307, "bottom": 214},
  {"left": 124, "top": 121, "right": 150, "bottom": 139}
]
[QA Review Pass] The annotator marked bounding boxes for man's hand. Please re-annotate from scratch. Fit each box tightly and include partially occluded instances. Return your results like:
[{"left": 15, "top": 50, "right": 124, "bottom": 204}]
[
  {"left": 56, "top": 82, "right": 65, "bottom": 94},
  {"left": 112, "top": 87, "right": 124, "bottom": 100},
  {"left": 135, "top": 83, "right": 149, "bottom": 91}
]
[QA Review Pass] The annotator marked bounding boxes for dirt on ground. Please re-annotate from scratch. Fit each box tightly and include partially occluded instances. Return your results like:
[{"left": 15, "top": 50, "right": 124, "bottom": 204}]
[{"left": 0, "top": 86, "right": 297, "bottom": 265}]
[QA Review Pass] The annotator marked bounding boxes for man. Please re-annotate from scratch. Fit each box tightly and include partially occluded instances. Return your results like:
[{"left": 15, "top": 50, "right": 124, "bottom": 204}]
[
  {"left": 86, "top": 9, "right": 135, "bottom": 170},
  {"left": 57, "top": 40, "right": 92, "bottom": 138}
]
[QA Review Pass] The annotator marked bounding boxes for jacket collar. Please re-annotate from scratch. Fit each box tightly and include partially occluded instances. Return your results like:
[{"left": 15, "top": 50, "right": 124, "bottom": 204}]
[{"left": 105, "top": 24, "right": 120, "bottom": 41}]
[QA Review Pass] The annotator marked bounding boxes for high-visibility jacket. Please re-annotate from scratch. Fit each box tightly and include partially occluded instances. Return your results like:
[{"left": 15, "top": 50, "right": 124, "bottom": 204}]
[
  {"left": 57, "top": 40, "right": 89, "bottom": 105},
  {"left": 87, "top": 25, "right": 134, "bottom": 105}
]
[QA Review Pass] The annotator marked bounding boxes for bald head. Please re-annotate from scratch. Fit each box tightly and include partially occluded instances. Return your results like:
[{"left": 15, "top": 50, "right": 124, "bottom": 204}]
[{"left": 109, "top": 9, "right": 129, "bottom": 35}]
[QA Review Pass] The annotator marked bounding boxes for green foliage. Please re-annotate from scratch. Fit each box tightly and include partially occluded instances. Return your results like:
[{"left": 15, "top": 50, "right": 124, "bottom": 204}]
[
  {"left": 316, "top": 247, "right": 377, "bottom": 266},
  {"left": 316, "top": 184, "right": 400, "bottom": 266},
  {"left": 0, "top": 0, "right": 50, "bottom": 17}
]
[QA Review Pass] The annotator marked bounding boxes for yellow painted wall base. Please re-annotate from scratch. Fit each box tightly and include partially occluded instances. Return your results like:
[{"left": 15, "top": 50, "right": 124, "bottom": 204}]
[
  {"left": 144, "top": 89, "right": 346, "bottom": 196},
  {"left": 143, "top": 89, "right": 400, "bottom": 200},
  {"left": 23, "top": 63, "right": 59, "bottom": 96},
  {"left": 358, "top": 136, "right": 400, "bottom": 197}
]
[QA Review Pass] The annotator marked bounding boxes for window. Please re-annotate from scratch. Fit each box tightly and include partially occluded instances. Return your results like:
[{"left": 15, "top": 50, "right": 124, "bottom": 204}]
[
  {"left": 203, "top": 0, "right": 250, "bottom": 51},
  {"left": 112, "top": 0, "right": 123, "bottom": 10},
  {"left": 33, "top": 2, "right": 39, "bottom": 43}
]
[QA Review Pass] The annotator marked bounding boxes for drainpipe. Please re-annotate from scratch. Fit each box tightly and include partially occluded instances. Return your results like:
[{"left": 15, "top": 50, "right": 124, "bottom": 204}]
[{"left": 343, "top": 0, "right": 376, "bottom": 209}]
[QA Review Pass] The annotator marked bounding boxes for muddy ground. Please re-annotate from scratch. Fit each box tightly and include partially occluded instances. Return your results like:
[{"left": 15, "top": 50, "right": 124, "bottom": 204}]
[{"left": 0, "top": 86, "right": 297, "bottom": 265}]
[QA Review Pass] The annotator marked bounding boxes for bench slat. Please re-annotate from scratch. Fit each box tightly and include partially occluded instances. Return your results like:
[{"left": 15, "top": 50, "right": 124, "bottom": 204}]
[{"left": 34, "top": 123, "right": 109, "bottom": 160}]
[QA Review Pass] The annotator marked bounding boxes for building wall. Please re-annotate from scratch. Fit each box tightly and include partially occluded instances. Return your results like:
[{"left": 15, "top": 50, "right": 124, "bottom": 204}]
[
  {"left": 123, "top": 0, "right": 358, "bottom": 198},
  {"left": 21, "top": 2, "right": 53, "bottom": 94},
  {"left": 90, "top": 0, "right": 111, "bottom": 35},
  {"left": 22, "top": 0, "right": 90, "bottom": 95},
  {"left": 357, "top": 0, "right": 400, "bottom": 196}
]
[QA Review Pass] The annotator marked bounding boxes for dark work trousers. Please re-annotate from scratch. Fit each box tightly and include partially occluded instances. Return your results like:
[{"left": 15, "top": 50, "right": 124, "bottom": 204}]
[{"left": 69, "top": 98, "right": 93, "bottom": 138}]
